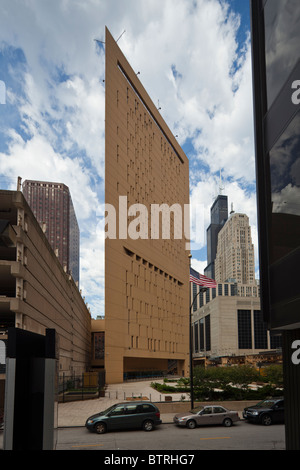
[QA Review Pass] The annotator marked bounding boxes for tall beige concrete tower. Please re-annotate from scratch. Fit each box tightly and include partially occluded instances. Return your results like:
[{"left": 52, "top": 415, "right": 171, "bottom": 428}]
[
  {"left": 215, "top": 212, "right": 255, "bottom": 286},
  {"left": 104, "top": 28, "right": 190, "bottom": 383}
]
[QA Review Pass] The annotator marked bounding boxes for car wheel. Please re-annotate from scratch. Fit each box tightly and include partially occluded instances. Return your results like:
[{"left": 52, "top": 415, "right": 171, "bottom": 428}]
[
  {"left": 261, "top": 414, "right": 272, "bottom": 426},
  {"left": 143, "top": 420, "right": 154, "bottom": 431},
  {"left": 94, "top": 422, "right": 107, "bottom": 434},
  {"left": 186, "top": 419, "right": 197, "bottom": 429},
  {"left": 223, "top": 418, "right": 233, "bottom": 427}
]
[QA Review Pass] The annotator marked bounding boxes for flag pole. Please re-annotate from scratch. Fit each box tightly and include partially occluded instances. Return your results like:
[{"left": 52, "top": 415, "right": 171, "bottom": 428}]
[
  {"left": 189, "top": 262, "right": 213, "bottom": 409},
  {"left": 188, "top": 254, "right": 194, "bottom": 409}
]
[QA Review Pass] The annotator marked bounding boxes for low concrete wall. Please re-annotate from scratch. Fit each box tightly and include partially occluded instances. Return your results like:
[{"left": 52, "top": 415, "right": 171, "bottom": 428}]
[{"left": 155, "top": 400, "right": 259, "bottom": 414}]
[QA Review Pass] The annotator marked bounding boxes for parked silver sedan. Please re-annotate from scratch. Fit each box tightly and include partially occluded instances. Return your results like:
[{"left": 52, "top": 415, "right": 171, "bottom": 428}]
[{"left": 174, "top": 405, "right": 240, "bottom": 429}]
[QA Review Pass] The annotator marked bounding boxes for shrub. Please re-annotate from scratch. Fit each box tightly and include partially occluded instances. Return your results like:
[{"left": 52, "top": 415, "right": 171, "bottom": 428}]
[{"left": 150, "top": 364, "right": 283, "bottom": 401}]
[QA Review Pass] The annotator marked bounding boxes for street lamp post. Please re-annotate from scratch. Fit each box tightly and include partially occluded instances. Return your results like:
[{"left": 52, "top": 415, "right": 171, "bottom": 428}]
[
  {"left": 189, "top": 254, "right": 208, "bottom": 410},
  {"left": 189, "top": 298, "right": 194, "bottom": 409},
  {"left": 188, "top": 255, "right": 193, "bottom": 409},
  {"left": 188, "top": 254, "right": 194, "bottom": 409},
  {"left": 189, "top": 288, "right": 207, "bottom": 409}
]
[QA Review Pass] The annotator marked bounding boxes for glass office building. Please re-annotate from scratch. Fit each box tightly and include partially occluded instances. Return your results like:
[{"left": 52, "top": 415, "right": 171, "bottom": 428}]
[
  {"left": 251, "top": 0, "right": 300, "bottom": 330},
  {"left": 251, "top": 0, "right": 300, "bottom": 449}
]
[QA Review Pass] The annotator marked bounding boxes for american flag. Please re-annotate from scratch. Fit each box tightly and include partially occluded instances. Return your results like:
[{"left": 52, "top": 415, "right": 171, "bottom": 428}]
[{"left": 189, "top": 269, "right": 217, "bottom": 288}]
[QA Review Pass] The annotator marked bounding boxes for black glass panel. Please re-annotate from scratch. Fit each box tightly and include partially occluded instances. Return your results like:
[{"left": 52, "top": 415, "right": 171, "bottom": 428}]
[
  {"left": 269, "top": 111, "right": 300, "bottom": 263},
  {"left": 199, "top": 318, "right": 204, "bottom": 351},
  {"left": 254, "top": 310, "right": 268, "bottom": 349},
  {"left": 264, "top": 0, "right": 300, "bottom": 108},
  {"left": 238, "top": 310, "right": 252, "bottom": 349},
  {"left": 205, "top": 315, "right": 211, "bottom": 351}
]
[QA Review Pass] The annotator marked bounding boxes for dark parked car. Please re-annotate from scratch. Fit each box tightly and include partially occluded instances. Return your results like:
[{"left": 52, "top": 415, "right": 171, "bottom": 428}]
[
  {"left": 85, "top": 402, "right": 162, "bottom": 434},
  {"left": 243, "top": 398, "right": 284, "bottom": 425}
]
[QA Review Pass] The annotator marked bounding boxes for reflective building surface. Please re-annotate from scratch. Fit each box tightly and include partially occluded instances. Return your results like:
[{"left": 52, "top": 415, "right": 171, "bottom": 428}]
[
  {"left": 251, "top": 0, "right": 300, "bottom": 330},
  {"left": 251, "top": 0, "right": 300, "bottom": 450}
]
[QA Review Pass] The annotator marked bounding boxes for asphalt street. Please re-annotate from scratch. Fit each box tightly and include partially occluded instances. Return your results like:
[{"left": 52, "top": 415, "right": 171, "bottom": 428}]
[{"left": 55, "top": 421, "right": 285, "bottom": 451}]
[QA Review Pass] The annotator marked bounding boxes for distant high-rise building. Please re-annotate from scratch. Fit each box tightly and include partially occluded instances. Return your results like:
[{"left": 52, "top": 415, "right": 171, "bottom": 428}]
[
  {"left": 22, "top": 180, "right": 80, "bottom": 283},
  {"left": 214, "top": 212, "right": 256, "bottom": 286},
  {"left": 204, "top": 194, "right": 228, "bottom": 280}
]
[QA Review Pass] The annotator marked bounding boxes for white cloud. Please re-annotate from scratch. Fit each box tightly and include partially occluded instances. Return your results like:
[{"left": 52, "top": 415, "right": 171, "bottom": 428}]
[
  {"left": 80, "top": 225, "right": 105, "bottom": 316},
  {"left": 55, "top": 75, "right": 105, "bottom": 173},
  {"left": 191, "top": 259, "right": 207, "bottom": 276},
  {"left": 0, "top": 133, "right": 98, "bottom": 220}
]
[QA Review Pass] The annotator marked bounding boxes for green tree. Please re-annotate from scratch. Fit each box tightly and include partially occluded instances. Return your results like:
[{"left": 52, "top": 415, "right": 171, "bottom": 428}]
[{"left": 261, "top": 364, "right": 283, "bottom": 387}]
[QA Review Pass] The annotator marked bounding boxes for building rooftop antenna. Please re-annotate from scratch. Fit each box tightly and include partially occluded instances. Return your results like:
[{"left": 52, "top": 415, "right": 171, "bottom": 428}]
[
  {"left": 212, "top": 169, "right": 225, "bottom": 202},
  {"left": 94, "top": 29, "right": 125, "bottom": 47},
  {"left": 116, "top": 30, "right": 126, "bottom": 42},
  {"left": 219, "top": 169, "right": 224, "bottom": 195}
]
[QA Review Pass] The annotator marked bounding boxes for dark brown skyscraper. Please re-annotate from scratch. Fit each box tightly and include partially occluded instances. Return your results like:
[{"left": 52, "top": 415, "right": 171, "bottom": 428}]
[{"left": 22, "top": 180, "right": 80, "bottom": 283}]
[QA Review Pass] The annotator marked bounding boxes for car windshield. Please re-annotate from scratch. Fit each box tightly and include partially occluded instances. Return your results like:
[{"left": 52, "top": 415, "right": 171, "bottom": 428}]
[
  {"left": 102, "top": 404, "right": 119, "bottom": 414},
  {"left": 255, "top": 399, "right": 278, "bottom": 408},
  {"left": 190, "top": 406, "right": 204, "bottom": 414}
]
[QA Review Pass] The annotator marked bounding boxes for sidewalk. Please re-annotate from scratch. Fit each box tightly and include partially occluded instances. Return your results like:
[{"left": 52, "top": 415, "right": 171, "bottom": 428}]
[
  {"left": 57, "top": 380, "right": 186, "bottom": 427},
  {"left": 57, "top": 379, "right": 248, "bottom": 427}
]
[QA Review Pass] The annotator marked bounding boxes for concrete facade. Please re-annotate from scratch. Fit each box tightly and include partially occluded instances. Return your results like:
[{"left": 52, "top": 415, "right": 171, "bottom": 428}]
[
  {"left": 104, "top": 28, "right": 190, "bottom": 383},
  {"left": 192, "top": 290, "right": 281, "bottom": 363},
  {"left": 0, "top": 190, "right": 91, "bottom": 375},
  {"left": 193, "top": 295, "right": 260, "bottom": 357},
  {"left": 215, "top": 212, "right": 256, "bottom": 286}
]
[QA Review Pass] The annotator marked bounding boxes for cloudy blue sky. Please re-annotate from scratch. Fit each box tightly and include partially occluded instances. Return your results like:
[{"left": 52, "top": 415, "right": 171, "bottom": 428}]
[{"left": 0, "top": 0, "right": 257, "bottom": 318}]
